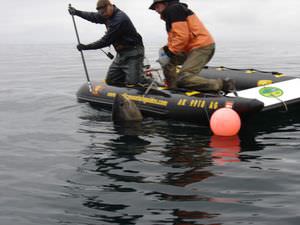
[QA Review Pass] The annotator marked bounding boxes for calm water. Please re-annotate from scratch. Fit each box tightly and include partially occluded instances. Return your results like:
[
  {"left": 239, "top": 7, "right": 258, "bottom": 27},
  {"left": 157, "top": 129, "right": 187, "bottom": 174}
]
[{"left": 0, "top": 41, "right": 300, "bottom": 225}]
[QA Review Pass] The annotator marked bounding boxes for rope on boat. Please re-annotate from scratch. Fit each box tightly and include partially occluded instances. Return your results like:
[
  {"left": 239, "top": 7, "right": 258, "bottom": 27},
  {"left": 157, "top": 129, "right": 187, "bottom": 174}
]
[
  {"left": 271, "top": 94, "right": 289, "bottom": 112},
  {"left": 207, "top": 66, "right": 283, "bottom": 76}
]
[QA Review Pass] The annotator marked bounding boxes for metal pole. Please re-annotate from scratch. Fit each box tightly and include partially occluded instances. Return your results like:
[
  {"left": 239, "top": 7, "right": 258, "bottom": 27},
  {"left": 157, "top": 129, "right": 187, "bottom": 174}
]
[{"left": 69, "top": 4, "right": 93, "bottom": 92}]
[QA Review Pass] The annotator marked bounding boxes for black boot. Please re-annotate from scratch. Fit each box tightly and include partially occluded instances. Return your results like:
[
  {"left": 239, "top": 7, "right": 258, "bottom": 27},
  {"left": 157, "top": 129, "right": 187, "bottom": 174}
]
[{"left": 222, "top": 78, "right": 237, "bottom": 95}]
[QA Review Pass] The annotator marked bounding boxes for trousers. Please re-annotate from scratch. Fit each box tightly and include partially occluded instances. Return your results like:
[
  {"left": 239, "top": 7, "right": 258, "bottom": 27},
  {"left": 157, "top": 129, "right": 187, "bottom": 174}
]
[
  {"left": 106, "top": 46, "right": 145, "bottom": 85},
  {"left": 163, "top": 44, "right": 223, "bottom": 91}
]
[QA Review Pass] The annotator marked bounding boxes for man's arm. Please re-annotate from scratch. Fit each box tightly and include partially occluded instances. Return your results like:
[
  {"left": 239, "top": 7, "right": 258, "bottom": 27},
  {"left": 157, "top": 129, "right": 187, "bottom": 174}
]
[
  {"left": 69, "top": 5, "right": 106, "bottom": 24},
  {"left": 78, "top": 18, "right": 124, "bottom": 50}
]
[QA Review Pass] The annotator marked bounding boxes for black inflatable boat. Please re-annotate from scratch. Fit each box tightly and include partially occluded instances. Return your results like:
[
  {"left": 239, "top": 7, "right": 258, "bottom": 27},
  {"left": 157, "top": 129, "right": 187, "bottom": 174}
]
[{"left": 76, "top": 66, "right": 300, "bottom": 124}]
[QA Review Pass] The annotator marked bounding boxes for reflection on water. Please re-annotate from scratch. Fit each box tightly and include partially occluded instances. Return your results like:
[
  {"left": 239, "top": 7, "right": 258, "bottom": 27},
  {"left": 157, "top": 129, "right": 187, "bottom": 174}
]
[
  {"left": 210, "top": 135, "right": 241, "bottom": 165},
  {"left": 71, "top": 111, "right": 265, "bottom": 224},
  {"left": 70, "top": 102, "right": 300, "bottom": 224}
]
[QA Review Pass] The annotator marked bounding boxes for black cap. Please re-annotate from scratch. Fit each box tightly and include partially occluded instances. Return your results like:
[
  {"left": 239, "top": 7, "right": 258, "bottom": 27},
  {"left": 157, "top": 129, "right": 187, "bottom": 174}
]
[{"left": 149, "top": 0, "right": 168, "bottom": 10}]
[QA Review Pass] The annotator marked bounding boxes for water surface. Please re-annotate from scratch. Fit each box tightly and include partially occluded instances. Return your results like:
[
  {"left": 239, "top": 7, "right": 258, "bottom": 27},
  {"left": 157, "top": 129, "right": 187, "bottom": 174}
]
[{"left": 0, "top": 41, "right": 300, "bottom": 225}]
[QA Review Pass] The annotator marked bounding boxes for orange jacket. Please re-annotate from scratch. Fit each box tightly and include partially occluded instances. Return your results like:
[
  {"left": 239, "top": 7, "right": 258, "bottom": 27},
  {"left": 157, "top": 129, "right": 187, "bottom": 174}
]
[{"left": 162, "top": 2, "right": 214, "bottom": 54}]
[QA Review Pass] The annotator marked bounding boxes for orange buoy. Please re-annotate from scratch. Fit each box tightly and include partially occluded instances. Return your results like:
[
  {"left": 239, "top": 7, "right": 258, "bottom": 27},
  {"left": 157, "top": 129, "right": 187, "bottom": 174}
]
[{"left": 210, "top": 108, "right": 241, "bottom": 136}]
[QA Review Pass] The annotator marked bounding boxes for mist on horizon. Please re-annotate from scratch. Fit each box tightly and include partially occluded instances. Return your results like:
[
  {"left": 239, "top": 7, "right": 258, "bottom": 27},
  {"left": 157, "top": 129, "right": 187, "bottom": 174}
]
[{"left": 1, "top": 0, "right": 300, "bottom": 44}]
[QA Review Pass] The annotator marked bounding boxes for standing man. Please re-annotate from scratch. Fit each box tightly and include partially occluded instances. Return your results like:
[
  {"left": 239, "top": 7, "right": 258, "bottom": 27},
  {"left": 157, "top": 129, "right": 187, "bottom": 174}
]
[
  {"left": 69, "top": 0, "right": 146, "bottom": 86},
  {"left": 149, "top": 0, "right": 234, "bottom": 92}
]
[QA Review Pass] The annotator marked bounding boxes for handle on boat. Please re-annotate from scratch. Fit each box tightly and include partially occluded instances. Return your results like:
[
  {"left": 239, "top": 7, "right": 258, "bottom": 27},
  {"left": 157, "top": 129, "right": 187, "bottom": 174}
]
[{"left": 69, "top": 4, "right": 93, "bottom": 92}]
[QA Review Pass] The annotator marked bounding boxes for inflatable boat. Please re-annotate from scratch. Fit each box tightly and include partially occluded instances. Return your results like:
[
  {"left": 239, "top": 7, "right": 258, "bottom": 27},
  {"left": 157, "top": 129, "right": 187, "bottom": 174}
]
[{"left": 76, "top": 66, "right": 300, "bottom": 124}]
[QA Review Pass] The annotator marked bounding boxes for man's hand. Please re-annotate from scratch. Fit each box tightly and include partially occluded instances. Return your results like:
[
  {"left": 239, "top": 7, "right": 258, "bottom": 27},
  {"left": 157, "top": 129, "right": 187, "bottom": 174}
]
[
  {"left": 77, "top": 44, "right": 88, "bottom": 51},
  {"left": 163, "top": 46, "right": 186, "bottom": 65},
  {"left": 68, "top": 5, "right": 77, "bottom": 15},
  {"left": 163, "top": 46, "right": 175, "bottom": 57}
]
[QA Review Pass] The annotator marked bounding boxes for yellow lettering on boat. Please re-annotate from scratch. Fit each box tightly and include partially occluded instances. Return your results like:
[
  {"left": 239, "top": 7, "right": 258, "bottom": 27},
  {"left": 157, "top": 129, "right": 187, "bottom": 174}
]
[
  {"left": 190, "top": 100, "right": 198, "bottom": 107},
  {"left": 106, "top": 92, "right": 168, "bottom": 106},
  {"left": 197, "top": 100, "right": 205, "bottom": 108},
  {"left": 122, "top": 93, "right": 168, "bottom": 107},
  {"left": 209, "top": 101, "right": 219, "bottom": 109},
  {"left": 186, "top": 99, "right": 207, "bottom": 108},
  {"left": 177, "top": 99, "right": 187, "bottom": 106},
  {"left": 189, "top": 100, "right": 194, "bottom": 107},
  {"left": 201, "top": 101, "right": 206, "bottom": 108}
]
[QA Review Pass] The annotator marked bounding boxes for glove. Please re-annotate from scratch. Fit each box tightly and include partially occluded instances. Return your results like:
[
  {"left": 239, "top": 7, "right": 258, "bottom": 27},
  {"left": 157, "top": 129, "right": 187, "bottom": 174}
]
[
  {"left": 68, "top": 5, "right": 78, "bottom": 15},
  {"left": 156, "top": 47, "right": 170, "bottom": 67},
  {"left": 163, "top": 46, "right": 175, "bottom": 57},
  {"left": 163, "top": 46, "right": 186, "bottom": 65},
  {"left": 77, "top": 44, "right": 88, "bottom": 51}
]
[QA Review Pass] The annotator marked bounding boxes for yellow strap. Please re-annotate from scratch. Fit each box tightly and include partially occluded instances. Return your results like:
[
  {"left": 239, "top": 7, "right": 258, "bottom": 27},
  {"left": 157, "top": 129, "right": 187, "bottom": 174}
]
[
  {"left": 185, "top": 91, "right": 201, "bottom": 96},
  {"left": 216, "top": 67, "right": 225, "bottom": 71},
  {"left": 245, "top": 70, "right": 256, "bottom": 74},
  {"left": 158, "top": 86, "right": 167, "bottom": 90},
  {"left": 257, "top": 80, "right": 273, "bottom": 86}
]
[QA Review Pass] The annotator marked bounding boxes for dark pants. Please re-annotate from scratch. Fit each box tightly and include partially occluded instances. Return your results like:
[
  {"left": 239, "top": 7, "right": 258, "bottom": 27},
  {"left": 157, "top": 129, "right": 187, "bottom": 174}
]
[
  {"left": 106, "top": 46, "right": 145, "bottom": 85},
  {"left": 163, "top": 44, "right": 223, "bottom": 91}
]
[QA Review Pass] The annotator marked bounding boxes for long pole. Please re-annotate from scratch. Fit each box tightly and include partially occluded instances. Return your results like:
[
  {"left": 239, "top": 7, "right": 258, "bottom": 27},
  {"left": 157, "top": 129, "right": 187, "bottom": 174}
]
[{"left": 69, "top": 4, "right": 93, "bottom": 92}]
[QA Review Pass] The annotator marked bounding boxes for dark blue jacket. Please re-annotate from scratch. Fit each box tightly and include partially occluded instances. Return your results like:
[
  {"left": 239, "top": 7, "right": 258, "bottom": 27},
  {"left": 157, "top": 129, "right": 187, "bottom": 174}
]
[{"left": 76, "top": 6, "right": 143, "bottom": 52}]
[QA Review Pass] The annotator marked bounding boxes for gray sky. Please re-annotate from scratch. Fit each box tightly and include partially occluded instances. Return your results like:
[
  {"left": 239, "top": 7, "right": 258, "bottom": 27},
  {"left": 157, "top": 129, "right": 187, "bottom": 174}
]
[{"left": 1, "top": 0, "right": 300, "bottom": 44}]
